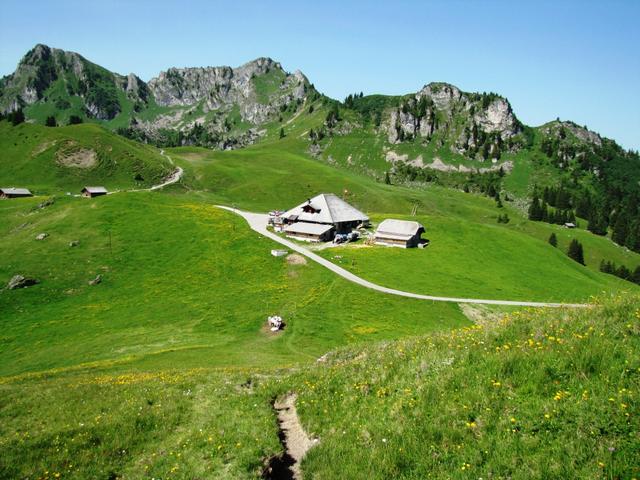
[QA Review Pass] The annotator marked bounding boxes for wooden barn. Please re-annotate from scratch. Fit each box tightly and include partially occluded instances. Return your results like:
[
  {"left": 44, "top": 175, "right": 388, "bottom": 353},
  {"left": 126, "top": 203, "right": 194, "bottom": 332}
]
[
  {"left": 374, "top": 219, "right": 425, "bottom": 248},
  {"left": 81, "top": 186, "right": 108, "bottom": 198},
  {"left": 283, "top": 222, "right": 335, "bottom": 243},
  {"left": 282, "top": 193, "right": 369, "bottom": 241},
  {"left": 0, "top": 187, "right": 33, "bottom": 199}
]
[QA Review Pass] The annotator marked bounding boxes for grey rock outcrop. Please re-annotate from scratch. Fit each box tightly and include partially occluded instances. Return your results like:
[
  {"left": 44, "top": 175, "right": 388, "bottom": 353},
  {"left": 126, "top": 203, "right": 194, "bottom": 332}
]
[
  {"left": 416, "top": 83, "right": 462, "bottom": 111},
  {"left": 6, "top": 275, "right": 39, "bottom": 290},
  {"left": 384, "top": 82, "right": 521, "bottom": 155},
  {"left": 541, "top": 121, "right": 602, "bottom": 147},
  {"left": 473, "top": 98, "right": 519, "bottom": 139},
  {"left": 147, "top": 57, "right": 308, "bottom": 125}
]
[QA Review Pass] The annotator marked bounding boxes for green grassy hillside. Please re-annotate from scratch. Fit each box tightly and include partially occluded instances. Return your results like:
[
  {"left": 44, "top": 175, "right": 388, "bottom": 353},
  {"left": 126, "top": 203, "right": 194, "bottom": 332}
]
[
  {"left": 0, "top": 121, "right": 173, "bottom": 193},
  {"left": 317, "top": 214, "right": 634, "bottom": 302},
  {"left": 0, "top": 192, "right": 466, "bottom": 377},
  {"left": 1, "top": 295, "right": 637, "bottom": 479},
  {"left": 288, "top": 293, "right": 640, "bottom": 479},
  {"left": 2, "top": 48, "right": 640, "bottom": 480},
  {"left": 167, "top": 143, "right": 639, "bottom": 300}
]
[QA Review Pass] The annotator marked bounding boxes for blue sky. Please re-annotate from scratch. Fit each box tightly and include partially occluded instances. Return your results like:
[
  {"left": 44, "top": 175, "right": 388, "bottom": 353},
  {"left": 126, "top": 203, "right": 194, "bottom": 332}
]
[{"left": 1, "top": 0, "right": 638, "bottom": 149}]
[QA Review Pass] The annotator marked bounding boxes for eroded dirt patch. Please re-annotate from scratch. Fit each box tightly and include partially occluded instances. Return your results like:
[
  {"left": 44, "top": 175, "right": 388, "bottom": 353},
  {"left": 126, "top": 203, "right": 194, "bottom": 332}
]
[
  {"left": 56, "top": 142, "right": 98, "bottom": 169},
  {"left": 263, "top": 394, "right": 317, "bottom": 480},
  {"left": 460, "top": 303, "right": 505, "bottom": 326},
  {"left": 286, "top": 254, "right": 307, "bottom": 266}
]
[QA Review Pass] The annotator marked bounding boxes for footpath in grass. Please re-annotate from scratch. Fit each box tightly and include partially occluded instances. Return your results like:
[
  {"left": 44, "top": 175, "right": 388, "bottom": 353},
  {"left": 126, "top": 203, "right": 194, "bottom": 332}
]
[{"left": 1, "top": 295, "right": 637, "bottom": 479}]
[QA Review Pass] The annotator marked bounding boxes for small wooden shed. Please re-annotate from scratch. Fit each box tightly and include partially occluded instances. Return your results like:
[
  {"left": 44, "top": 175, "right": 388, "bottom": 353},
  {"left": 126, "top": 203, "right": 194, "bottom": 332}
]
[
  {"left": 374, "top": 219, "right": 425, "bottom": 248},
  {"left": 284, "top": 222, "right": 335, "bottom": 242},
  {"left": 81, "top": 186, "right": 108, "bottom": 198},
  {"left": 0, "top": 187, "right": 33, "bottom": 199}
]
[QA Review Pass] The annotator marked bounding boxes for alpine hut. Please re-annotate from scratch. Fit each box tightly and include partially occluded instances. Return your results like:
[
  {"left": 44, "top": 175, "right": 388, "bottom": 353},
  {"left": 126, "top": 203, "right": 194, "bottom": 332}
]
[
  {"left": 81, "top": 186, "right": 108, "bottom": 198},
  {"left": 282, "top": 193, "right": 369, "bottom": 242},
  {"left": 374, "top": 219, "right": 425, "bottom": 248},
  {"left": 283, "top": 222, "right": 335, "bottom": 242},
  {"left": 0, "top": 188, "right": 33, "bottom": 199}
]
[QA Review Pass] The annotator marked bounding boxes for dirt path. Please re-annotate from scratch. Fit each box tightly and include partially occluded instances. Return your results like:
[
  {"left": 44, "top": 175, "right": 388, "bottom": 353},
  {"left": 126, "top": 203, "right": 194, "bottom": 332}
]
[
  {"left": 107, "top": 152, "right": 183, "bottom": 195},
  {"left": 217, "top": 205, "right": 589, "bottom": 309},
  {"left": 265, "top": 393, "right": 316, "bottom": 480},
  {"left": 147, "top": 166, "right": 183, "bottom": 191}
]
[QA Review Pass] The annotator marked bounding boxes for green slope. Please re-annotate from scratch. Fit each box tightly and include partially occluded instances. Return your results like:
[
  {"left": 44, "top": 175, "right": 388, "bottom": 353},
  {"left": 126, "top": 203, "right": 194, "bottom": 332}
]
[
  {"left": 0, "top": 192, "right": 466, "bottom": 377},
  {"left": 1, "top": 294, "right": 637, "bottom": 479},
  {"left": 0, "top": 121, "right": 173, "bottom": 193},
  {"left": 167, "top": 143, "right": 640, "bottom": 301},
  {"left": 287, "top": 293, "right": 640, "bottom": 479}
]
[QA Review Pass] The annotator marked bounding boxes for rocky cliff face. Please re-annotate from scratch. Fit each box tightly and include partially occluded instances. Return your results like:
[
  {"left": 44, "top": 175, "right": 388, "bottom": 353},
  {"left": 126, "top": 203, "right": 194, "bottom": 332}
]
[
  {"left": 1, "top": 44, "right": 312, "bottom": 149},
  {"left": 383, "top": 82, "right": 521, "bottom": 159},
  {"left": 148, "top": 58, "right": 308, "bottom": 125},
  {"left": 0, "top": 44, "right": 147, "bottom": 119},
  {"left": 540, "top": 120, "right": 602, "bottom": 147}
]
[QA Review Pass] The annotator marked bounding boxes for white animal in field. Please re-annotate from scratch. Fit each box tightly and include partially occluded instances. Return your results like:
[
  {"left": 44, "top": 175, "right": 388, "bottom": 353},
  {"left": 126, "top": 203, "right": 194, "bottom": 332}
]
[{"left": 268, "top": 315, "right": 283, "bottom": 331}]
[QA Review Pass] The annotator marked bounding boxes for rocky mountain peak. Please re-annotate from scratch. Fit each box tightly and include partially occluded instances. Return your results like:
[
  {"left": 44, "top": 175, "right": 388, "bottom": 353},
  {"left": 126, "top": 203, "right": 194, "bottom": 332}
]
[
  {"left": 21, "top": 43, "right": 53, "bottom": 64},
  {"left": 147, "top": 57, "right": 308, "bottom": 123},
  {"left": 417, "top": 82, "right": 462, "bottom": 110},
  {"left": 542, "top": 120, "right": 602, "bottom": 147}
]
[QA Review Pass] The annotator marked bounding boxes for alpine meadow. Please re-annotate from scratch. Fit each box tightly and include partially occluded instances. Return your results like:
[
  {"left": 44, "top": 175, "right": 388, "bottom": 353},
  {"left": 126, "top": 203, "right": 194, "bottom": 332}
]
[{"left": 1, "top": 8, "right": 640, "bottom": 479}]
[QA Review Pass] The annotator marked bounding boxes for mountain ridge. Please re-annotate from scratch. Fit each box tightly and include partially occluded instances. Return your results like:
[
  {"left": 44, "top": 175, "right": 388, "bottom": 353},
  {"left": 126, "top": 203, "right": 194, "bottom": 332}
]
[
  {"left": 0, "top": 44, "right": 606, "bottom": 151},
  {"left": 2, "top": 44, "right": 639, "bottom": 256}
]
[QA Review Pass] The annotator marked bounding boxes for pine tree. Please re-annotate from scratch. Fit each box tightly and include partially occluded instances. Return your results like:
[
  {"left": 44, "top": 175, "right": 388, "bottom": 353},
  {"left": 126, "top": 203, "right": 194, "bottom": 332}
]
[
  {"left": 528, "top": 195, "right": 543, "bottom": 221},
  {"left": 575, "top": 195, "right": 592, "bottom": 219},
  {"left": 567, "top": 239, "right": 585, "bottom": 265},
  {"left": 612, "top": 213, "right": 629, "bottom": 245},
  {"left": 632, "top": 265, "right": 640, "bottom": 285},
  {"left": 625, "top": 221, "right": 640, "bottom": 252},
  {"left": 548, "top": 233, "right": 558, "bottom": 247},
  {"left": 9, "top": 109, "right": 25, "bottom": 126},
  {"left": 45, "top": 116, "right": 57, "bottom": 127},
  {"left": 588, "top": 210, "right": 608, "bottom": 236},
  {"left": 541, "top": 202, "right": 549, "bottom": 222},
  {"left": 599, "top": 259, "right": 608, "bottom": 272},
  {"left": 616, "top": 265, "right": 631, "bottom": 280},
  {"left": 384, "top": 171, "right": 391, "bottom": 185},
  {"left": 279, "top": 127, "right": 285, "bottom": 139}
]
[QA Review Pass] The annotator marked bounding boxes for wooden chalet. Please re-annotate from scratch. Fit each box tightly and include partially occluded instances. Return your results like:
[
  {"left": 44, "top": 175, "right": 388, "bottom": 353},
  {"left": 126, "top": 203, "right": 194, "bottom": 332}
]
[
  {"left": 81, "top": 186, "right": 108, "bottom": 198},
  {"left": 0, "top": 187, "right": 33, "bottom": 199},
  {"left": 374, "top": 219, "right": 425, "bottom": 248}
]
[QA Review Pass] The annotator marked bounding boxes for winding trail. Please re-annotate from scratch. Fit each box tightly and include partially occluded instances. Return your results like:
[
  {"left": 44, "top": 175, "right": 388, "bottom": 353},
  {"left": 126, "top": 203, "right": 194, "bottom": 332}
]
[
  {"left": 217, "top": 205, "right": 589, "bottom": 309},
  {"left": 145, "top": 150, "right": 183, "bottom": 191},
  {"left": 107, "top": 151, "right": 183, "bottom": 195},
  {"left": 147, "top": 166, "right": 183, "bottom": 191}
]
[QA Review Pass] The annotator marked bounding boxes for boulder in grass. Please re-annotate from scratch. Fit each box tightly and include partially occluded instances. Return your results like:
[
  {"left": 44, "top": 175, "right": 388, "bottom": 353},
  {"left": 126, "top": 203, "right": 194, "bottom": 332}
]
[
  {"left": 88, "top": 274, "right": 102, "bottom": 286},
  {"left": 69, "top": 240, "right": 79, "bottom": 247},
  {"left": 6, "top": 275, "right": 39, "bottom": 290},
  {"left": 35, "top": 233, "right": 48, "bottom": 240}
]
